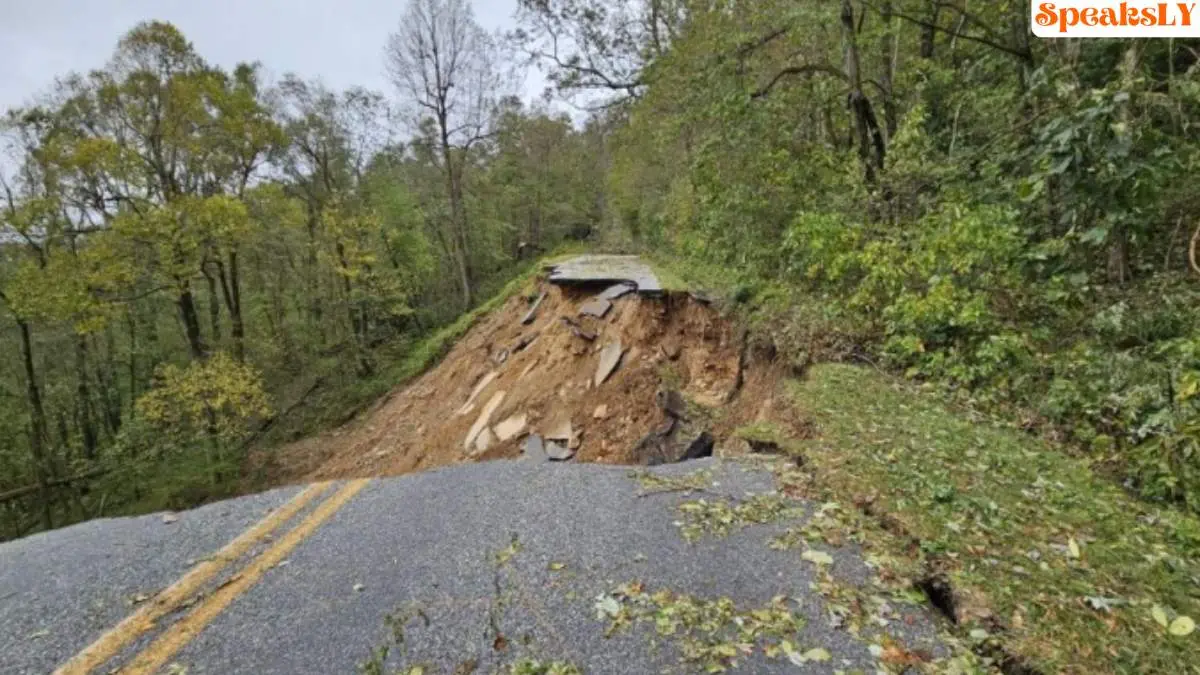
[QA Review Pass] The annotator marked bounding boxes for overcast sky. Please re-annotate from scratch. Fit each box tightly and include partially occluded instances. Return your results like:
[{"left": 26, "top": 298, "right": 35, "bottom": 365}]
[{"left": 1, "top": 0, "right": 544, "bottom": 112}]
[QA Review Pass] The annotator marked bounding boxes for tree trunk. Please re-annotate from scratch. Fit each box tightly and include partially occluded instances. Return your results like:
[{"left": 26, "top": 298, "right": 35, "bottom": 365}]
[
  {"left": 176, "top": 282, "right": 207, "bottom": 361},
  {"left": 17, "top": 319, "right": 52, "bottom": 531},
  {"left": 216, "top": 253, "right": 246, "bottom": 363},
  {"left": 440, "top": 125, "right": 474, "bottom": 308},
  {"left": 203, "top": 265, "right": 222, "bottom": 344},
  {"left": 74, "top": 336, "right": 98, "bottom": 460},
  {"left": 842, "top": 0, "right": 885, "bottom": 185},
  {"left": 879, "top": 0, "right": 899, "bottom": 140}
]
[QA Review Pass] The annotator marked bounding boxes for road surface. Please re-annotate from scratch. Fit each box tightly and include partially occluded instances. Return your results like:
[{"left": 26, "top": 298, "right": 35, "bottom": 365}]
[{"left": 1, "top": 458, "right": 948, "bottom": 674}]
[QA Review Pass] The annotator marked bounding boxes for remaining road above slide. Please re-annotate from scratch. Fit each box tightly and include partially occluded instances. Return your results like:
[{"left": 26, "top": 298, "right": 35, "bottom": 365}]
[{"left": 1, "top": 458, "right": 949, "bottom": 674}]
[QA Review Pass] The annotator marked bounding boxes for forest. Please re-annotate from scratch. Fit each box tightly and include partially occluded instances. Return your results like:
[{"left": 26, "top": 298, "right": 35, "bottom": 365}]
[{"left": 1, "top": 0, "right": 1199, "bottom": 540}]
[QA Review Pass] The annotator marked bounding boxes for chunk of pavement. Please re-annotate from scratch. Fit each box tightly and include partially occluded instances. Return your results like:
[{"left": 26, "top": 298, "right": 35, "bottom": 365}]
[
  {"left": 599, "top": 283, "right": 637, "bottom": 301},
  {"left": 474, "top": 427, "right": 496, "bottom": 454},
  {"left": 545, "top": 419, "right": 573, "bottom": 442},
  {"left": 521, "top": 292, "right": 547, "bottom": 325},
  {"left": 464, "top": 390, "right": 506, "bottom": 450},
  {"left": 546, "top": 255, "right": 663, "bottom": 294},
  {"left": 523, "top": 434, "right": 548, "bottom": 461},
  {"left": 579, "top": 297, "right": 612, "bottom": 318},
  {"left": 593, "top": 404, "right": 609, "bottom": 420},
  {"left": 595, "top": 341, "right": 625, "bottom": 387},
  {"left": 494, "top": 413, "right": 528, "bottom": 442},
  {"left": 457, "top": 371, "right": 498, "bottom": 416},
  {"left": 546, "top": 440, "right": 576, "bottom": 461},
  {"left": 655, "top": 388, "right": 688, "bottom": 420},
  {"left": 680, "top": 431, "right": 715, "bottom": 461}
]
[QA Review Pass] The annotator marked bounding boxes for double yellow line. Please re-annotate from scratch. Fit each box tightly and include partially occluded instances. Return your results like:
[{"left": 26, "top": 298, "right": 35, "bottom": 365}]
[{"left": 55, "top": 479, "right": 370, "bottom": 675}]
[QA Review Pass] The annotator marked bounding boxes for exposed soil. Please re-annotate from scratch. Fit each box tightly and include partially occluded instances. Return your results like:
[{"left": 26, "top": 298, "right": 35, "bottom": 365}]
[{"left": 260, "top": 278, "right": 789, "bottom": 485}]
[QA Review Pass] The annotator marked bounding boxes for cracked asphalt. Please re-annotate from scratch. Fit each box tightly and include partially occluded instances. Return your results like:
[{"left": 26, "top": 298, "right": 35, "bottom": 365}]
[{"left": 0, "top": 458, "right": 948, "bottom": 674}]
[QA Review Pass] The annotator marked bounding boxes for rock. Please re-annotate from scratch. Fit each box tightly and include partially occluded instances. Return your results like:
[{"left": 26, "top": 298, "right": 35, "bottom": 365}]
[
  {"left": 568, "top": 430, "right": 583, "bottom": 450},
  {"left": 521, "top": 292, "right": 547, "bottom": 325},
  {"left": 599, "top": 283, "right": 637, "bottom": 301},
  {"left": 457, "top": 372, "right": 498, "bottom": 416},
  {"left": 523, "top": 434, "right": 548, "bottom": 461},
  {"left": 513, "top": 332, "right": 539, "bottom": 353},
  {"left": 546, "top": 440, "right": 576, "bottom": 461},
  {"left": 494, "top": 414, "right": 528, "bottom": 442},
  {"left": 561, "top": 317, "right": 597, "bottom": 342},
  {"left": 474, "top": 427, "right": 496, "bottom": 453},
  {"left": 689, "top": 289, "right": 715, "bottom": 305},
  {"left": 655, "top": 388, "right": 688, "bottom": 420},
  {"left": 161, "top": 513, "right": 179, "bottom": 524},
  {"left": 660, "top": 342, "right": 682, "bottom": 361},
  {"left": 545, "top": 419, "right": 573, "bottom": 442},
  {"left": 680, "top": 431, "right": 715, "bottom": 461},
  {"left": 593, "top": 404, "right": 609, "bottom": 420},
  {"left": 464, "top": 391, "right": 506, "bottom": 451},
  {"left": 632, "top": 418, "right": 678, "bottom": 466},
  {"left": 493, "top": 349, "right": 510, "bottom": 365},
  {"left": 579, "top": 297, "right": 613, "bottom": 318},
  {"left": 519, "top": 359, "right": 540, "bottom": 380},
  {"left": 595, "top": 341, "right": 625, "bottom": 387}
]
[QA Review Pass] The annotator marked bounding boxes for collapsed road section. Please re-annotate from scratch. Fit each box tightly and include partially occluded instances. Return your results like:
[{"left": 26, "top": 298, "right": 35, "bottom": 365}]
[{"left": 263, "top": 255, "right": 793, "bottom": 484}]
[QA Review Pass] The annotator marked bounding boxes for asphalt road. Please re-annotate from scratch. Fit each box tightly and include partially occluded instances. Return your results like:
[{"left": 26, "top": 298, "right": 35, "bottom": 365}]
[{"left": 0, "top": 458, "right": 949, "bottom": 674}]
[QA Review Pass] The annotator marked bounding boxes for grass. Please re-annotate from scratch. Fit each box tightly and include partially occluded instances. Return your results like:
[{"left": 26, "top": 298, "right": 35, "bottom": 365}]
[{"left": 782, "top": 363, "right": 1200, "bottom": 674}]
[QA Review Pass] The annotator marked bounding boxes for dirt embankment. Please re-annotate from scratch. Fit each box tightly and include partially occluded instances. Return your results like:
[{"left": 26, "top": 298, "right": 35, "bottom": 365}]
[{"left": 260, "top": 279, "right": 794, "bottom": 484}]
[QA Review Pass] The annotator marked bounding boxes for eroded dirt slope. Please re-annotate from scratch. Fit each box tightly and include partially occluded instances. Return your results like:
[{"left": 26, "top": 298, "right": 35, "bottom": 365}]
[{"left": 264, "top": 278, "right": 792, "bottom": 484}]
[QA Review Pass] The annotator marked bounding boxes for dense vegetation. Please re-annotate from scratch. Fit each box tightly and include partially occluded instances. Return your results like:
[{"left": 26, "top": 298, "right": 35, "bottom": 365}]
[
  {"left": 511, "top": 2, "right": 1200, "bottom": 509},
  {"left": 0, "top": 5, "right": 604, "bottom": 537}
]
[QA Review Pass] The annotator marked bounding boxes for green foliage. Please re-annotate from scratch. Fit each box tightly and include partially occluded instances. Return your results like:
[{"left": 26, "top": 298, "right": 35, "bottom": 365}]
[{"left": 136, "top": 353, "right": 271, "bottom": 446}]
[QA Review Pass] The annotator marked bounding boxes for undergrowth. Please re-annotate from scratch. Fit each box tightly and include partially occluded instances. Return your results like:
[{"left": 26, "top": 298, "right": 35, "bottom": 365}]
[{"left": 786, "top": 363, "right": 1200, "bottom": 673}]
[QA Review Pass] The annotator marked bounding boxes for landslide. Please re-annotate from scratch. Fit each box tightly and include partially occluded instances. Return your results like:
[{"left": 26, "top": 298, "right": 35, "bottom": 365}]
[{"left": 259, "top": 278, "right": 793, "bottom": 484}]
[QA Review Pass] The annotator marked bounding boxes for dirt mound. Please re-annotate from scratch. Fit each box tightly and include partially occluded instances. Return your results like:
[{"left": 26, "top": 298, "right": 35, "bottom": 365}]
[{"left": 263, "top": 277, "right": 791, "bottom": 484}]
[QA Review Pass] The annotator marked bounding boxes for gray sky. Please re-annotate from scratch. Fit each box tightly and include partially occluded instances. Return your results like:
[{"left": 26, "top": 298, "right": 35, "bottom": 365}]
[{"left": 1, "top": 0, "right": 543, "bottom": 112}]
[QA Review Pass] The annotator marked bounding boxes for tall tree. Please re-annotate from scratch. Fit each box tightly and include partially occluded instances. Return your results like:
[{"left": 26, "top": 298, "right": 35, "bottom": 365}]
[{"left": 385, "top": 0, "right": 503, "bottom": 307}]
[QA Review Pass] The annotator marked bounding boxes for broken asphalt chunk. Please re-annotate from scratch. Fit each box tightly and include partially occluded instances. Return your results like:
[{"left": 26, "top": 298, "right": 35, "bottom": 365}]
[
  {"left": 579, "top": 297, "right": 612, "bottom": 318},
  {"left": 523, "top": 434, "right": 548, "bottom": 461},
  {"left": 546, "top": 255, "right": 662, "bottom": 293},
  {"left": 521, "top": 292, "right": 547, "bottom": 325},
  {"left": 599, "top": 283, "right": 636, "bottom": 301},
  {"left": 595, "top": 340, "right": 625, "bottom": 387}
]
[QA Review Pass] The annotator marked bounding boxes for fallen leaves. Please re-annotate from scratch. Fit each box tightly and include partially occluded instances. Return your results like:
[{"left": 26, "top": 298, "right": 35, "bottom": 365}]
[
  {"left": 1151, "top": 605, "right": 1195, "bottom": 636},
  {"left": 800, "top": 549, "right": 834, "bottom": 566}
]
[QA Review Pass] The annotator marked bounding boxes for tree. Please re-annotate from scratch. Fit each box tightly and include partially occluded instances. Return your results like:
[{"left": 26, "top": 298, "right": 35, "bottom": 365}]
[{"left": 385, "top": 0, "right": 504, "bottom": 307}]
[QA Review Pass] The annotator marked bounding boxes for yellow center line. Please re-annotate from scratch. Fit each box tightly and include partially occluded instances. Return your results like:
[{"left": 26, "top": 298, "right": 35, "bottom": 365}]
[
  {"left": 54, "top": 482, "right": 333, "bottom": 675},
  {"left": 122, "top": 478, "right": 371, "bottom": 675}
]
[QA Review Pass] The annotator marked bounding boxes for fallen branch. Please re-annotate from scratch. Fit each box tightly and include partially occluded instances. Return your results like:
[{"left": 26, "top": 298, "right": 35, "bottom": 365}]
[{"left": 0, "top": 468, "right": 109, "bottom": 505}]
